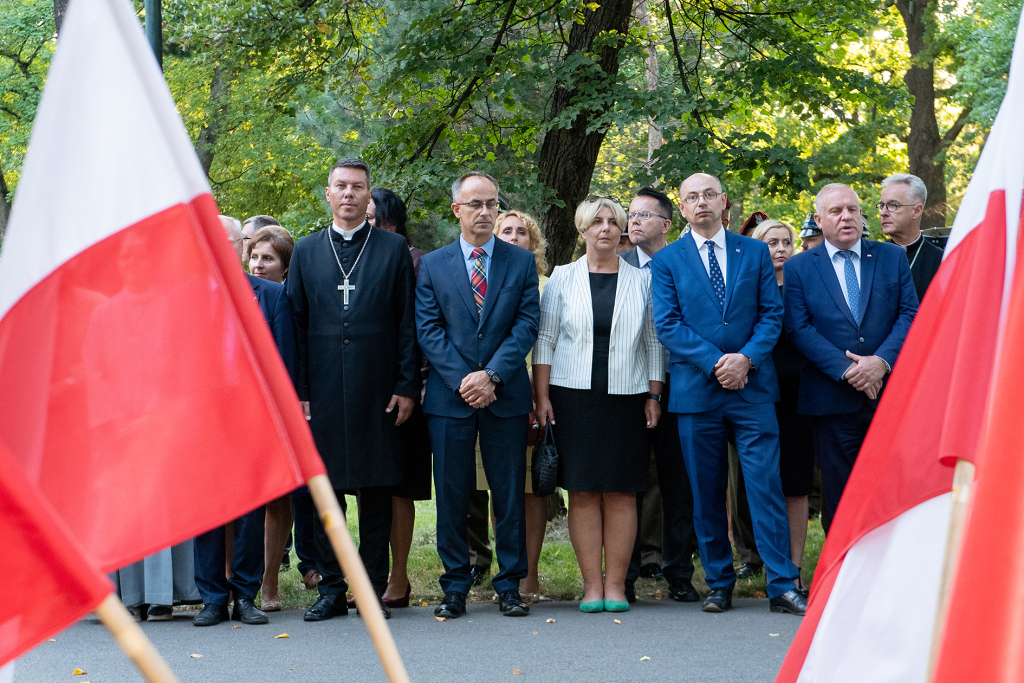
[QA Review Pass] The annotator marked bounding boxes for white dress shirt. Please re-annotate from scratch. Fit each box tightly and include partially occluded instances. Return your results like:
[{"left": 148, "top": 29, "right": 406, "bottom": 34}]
[
  {"left": 824, "top": 238, "right": 862, "bottom": 312},
  {"left": 332, "top": 221, "right": 367, "bottom": 241},
  {"left": 692, "top": 226, "right": 728, "bottom": 286},
  {"left": 459, "top": 234, "right": 494, "bottom": 284},
  {"left": 636, "top": 247, "right": 653, "bottom": 270}
]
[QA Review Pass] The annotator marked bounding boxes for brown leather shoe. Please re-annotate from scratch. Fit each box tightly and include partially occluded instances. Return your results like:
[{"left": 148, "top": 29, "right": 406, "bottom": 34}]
[{"left": 302, "top": 569, "right": 321, "bottom": 590}]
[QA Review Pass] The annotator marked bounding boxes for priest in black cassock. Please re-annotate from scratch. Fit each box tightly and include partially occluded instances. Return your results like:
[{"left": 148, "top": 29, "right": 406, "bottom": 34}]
[{"left": 287, "top": 158, "right": 419, "bottom": 622}]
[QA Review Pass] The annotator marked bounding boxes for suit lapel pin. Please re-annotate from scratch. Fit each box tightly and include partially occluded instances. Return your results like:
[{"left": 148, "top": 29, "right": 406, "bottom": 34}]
[
  {"left": 735, "top": 248, "right": 740, "bottom": 252},
  {"left": 866, "top": 254, "right": 872, "bottom": 257}
]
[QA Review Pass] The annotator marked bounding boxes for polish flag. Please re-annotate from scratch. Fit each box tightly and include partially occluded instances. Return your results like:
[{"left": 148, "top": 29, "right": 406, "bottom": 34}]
[
  {"left": 0, "top": 0, "right": 325, "bottom": 572},
  {"left": 0, "top": 440, "right": 111, "bottom": 668},
  {"left": 776, "top": 11, "right": 1024, "bottom": 683}
]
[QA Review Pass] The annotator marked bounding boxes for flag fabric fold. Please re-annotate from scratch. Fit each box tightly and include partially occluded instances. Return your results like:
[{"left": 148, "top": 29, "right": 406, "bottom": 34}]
[
  {"left": 776, "top": 10, "right": 1024, "bottom": 682},
  {"left": 0, "top": 0, "right": 326, "bottom": 574},
  {"left": 0, "top": 440, "right": 111, "bottom": 668}
]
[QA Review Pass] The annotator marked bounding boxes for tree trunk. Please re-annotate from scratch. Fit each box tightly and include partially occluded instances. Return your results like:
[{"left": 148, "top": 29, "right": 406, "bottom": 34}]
[
  {"left": 53, "top": 0, "right": 69, "bottom": 34},
  {"left": 194, "top": 64, "right": 231, "bottom": 178},
  {"left": 0, "top": 152, "right": 10, "bottom": 243},
  {"left": 536, "top": 0, "right": 634, "bottom": 270},
  {"left": 638, "top": 1, "right": 663, "bottom": 165},
  {"left": 895, "top": 0, "right": 969, "bottom": 229}
]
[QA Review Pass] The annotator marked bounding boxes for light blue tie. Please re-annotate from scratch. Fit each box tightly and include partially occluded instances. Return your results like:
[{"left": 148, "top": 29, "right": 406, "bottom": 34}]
[
  {"left": 838, "top": 250, "right": 860, "bottom": 325},
  {"left": 707, "top": 243, "right": 725, "bottom": 308}
]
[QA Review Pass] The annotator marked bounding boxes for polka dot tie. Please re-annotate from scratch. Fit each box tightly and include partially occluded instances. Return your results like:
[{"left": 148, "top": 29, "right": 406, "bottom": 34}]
[
  {"left": 838, "top": 250, "right": 860, "bottom": 325},
  {"left": 707, "top": 242, "right": 725, "bottom": 308}
]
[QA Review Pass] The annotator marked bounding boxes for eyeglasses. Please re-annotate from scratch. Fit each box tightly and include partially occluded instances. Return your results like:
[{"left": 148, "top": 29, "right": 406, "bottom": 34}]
[
  {"left": 875, "top": 201, "right": 915, "bottom": 213},
  {"left": 586, "top": 195, "right": 622, "bottom": 205},
  {"left": 627, "top": 210, "right": 669, "bottom": 221},
  {"left": 681, "top": 191, "right": 721, "bottom": 204},
  {"left": 456, "top": 200, "right": 500, "bottom": 212}
]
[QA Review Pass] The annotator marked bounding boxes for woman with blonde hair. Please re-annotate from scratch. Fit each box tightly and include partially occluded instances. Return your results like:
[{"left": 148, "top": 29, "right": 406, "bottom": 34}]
[
  {"left": 533, "top": 196, "right": 664, "bottom": 613},
  {"left": 495, "top": 210, "right": 548, "bottom": 279}
]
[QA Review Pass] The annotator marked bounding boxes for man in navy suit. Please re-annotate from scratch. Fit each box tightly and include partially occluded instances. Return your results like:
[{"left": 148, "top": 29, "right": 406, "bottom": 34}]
[
  {"left": 193, "top": 216, "right": 297, "bottom": 627},
  {"left": 416, "top": 172, "right": 540, "bottom": 619},
  {"left": 784, "top": 183, "right": 918, "bottom": 529},
  {"left": 651, "top": 174, "right": 805, "bottom": 615}
]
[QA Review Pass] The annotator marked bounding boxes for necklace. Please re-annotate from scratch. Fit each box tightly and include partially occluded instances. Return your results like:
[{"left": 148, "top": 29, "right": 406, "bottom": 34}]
[
  {"left": 908, "top": 239, "right": 922, "bottom": 270},
  {"left": 328, "top": 225, "right": 372, "bottom": 305}
]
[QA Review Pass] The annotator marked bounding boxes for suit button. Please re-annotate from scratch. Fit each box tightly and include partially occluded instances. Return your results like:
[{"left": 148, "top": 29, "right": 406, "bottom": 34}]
[
  {"left": 478, "top": 333, "right": 484, "bottom": 339},
  {"left": 344, "top": 323, "right": 350, "bottom": 328},
  {"left": 723, "top": 321, "right": 729, "bottom": 325},
  {"left": 859, "top": 337, "right": 865, "bottom": 343},
  {"left": 342, "top": 242, "right": 349, "bottom": 248},
  {"left": 344, "top": 339, "right": 350, "bottom": 345},
  {"left": 343, "top": 305, "right": 349, "bottom": 311},
  {"left": 478, "top": 362, "right": 484, "bottom": 368}
]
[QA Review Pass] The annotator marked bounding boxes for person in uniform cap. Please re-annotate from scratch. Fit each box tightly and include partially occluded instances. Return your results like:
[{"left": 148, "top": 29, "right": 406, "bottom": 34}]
[
  {"left": 738, "top": 211, "right": 770, "bottom": 237},
  {"left": 798, "top": 214, "right": 823, "bottom": 251},
  {"left": 287, "top": 158, "right": 420, "bottom": 622},
  {"left": 879, "top": 173, "right": 943, "bottom": 302}
]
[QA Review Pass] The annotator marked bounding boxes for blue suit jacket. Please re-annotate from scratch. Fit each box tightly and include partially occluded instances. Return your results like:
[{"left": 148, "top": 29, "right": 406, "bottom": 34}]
[
  {"left": 248, "top": 274, "right": 297, "bottom": 385},
  {"left": 782, "top": 239, "right": 918, "bottom": 415},
  {"left": 416, "top": 237, "right": 540, "bottom": 419},
  {"left": 651, "top": 229, "right": 783, "bottom": 413}
]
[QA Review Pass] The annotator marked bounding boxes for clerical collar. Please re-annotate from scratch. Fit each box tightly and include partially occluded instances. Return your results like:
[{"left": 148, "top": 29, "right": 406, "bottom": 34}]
[{"left": 332, "top": 221, "right": 368, "bottom": 241}]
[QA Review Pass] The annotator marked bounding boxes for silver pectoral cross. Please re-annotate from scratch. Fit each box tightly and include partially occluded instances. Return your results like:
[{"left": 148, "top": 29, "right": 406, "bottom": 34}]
[{"left": 338, "top": 278, "right": 355, "bottom": 304}]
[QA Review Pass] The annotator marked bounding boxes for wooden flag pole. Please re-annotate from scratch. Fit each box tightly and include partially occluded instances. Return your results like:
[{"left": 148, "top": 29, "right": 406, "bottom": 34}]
[
  {"left": 94, "top": 594, "right": 179, "bottom": 683},
  {"left": 925, "top": 458, "right": 976, "bottom": 682},
  {"left": 307, "top": 474, "right": 411, "bottom": 683}
]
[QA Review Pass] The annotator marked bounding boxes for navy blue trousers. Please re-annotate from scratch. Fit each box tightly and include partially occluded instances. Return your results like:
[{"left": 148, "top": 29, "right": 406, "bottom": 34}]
[
  {"left": 291, "top": 486, "right": 317, "bottom": 577},
  {"left": 193, "top": 505, "right": 266, "bottom": 606},
  {"left": 812, "top": 402, "right": 875, "bottom": 526},
  {"left": 677, "top": 393, "right": 798, "bottom": 599},
  {"left": 429, "top": 410, "right": 528, "bottom": 595}
]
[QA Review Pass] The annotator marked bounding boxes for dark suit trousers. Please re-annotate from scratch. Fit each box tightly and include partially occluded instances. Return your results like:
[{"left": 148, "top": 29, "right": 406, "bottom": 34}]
[
  {"left": 314, "top": 486, "right": 393, "bottom": 596},
  {"left": 678, "top": 393, "right": 797, "bottom": 599},
  {"left": 291, "top": 486, "right": 317, "bottom": 577},
  {"left": 812, "top": 402, "right": 875, "bottom": 526},
  {"left": 194, "top": 506, "right": 265, "bottom": 606},
  {"left": 430, "top": 410, "right": 528, "bottom": 595},
  {"left": 467, "top": 489, "right": 493, "bottom": 570}
]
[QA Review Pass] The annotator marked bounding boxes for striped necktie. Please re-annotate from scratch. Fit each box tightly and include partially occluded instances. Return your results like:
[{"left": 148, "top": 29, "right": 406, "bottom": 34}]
[{"left": 471, "top": 247, "right": 487, "bottom": 316}]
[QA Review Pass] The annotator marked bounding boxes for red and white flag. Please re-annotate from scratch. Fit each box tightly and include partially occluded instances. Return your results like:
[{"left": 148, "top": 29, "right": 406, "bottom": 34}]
[
  {"left": 776, "top": 10, "right": 1024, "bottom": 683},
  {"left": 0, "top": 440, "right": 111, "bottom": 669},
  {"left": 0, "top": 0, "right": 325, "bottom": 573}
]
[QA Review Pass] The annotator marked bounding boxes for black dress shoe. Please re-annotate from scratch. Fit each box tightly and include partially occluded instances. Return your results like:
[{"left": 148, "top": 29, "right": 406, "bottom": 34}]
[
  {"left": 498, "top": 590, "right": 530, "bottom": 617},
  {"left": 669, "top": 580, "right": 700, "bottom": 603},
  {"left": 356, "top": 595, "right": 392, "bottom": 620},
  {"left": 304, "top": 594, "right": 349, "bottom": 622},
  {"left": 736, "top": 562, "right": 763, "bottom": 580},
  {"left": 231, "top": 597, "right": 268, "bottom": 625},
  {"left": 469, "top": 565, "right": 489, "bottom": 587},
  {"left": 702, "top": 588, "right": 733, "bottom": 613},
  {"left": 434, "top": 591, "right": 467, "bottom": 619},
  {"left": 639, "top": 562, "right": 664, "bottom": 580},
  {"left": 769, "top": 589, "right": 808, "bottom": 616},
  {"left": 193, "top": 603, "right": 229, "bottom": 627},
  {"left": 624, "top": 581, "right": 636, "bottom": 604}
]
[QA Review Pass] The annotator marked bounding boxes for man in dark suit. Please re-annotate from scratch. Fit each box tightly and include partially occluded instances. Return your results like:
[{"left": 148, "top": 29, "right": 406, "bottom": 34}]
[
  {"left": 879, "top": 173, "right": 944, "bottom": 301},
  {"left": 651, "top": 174, "right": 805, "bottom": 615},
  {"left": 784, "top": 183, "right": 918, "bottom": 527},
  {"left": 192, "top": 216, "right": 297, "bottom": 627},
  {"left": 416, "top": 171, "right": 540, "bottom": 619},
  {"left": 622, "top": 187, "right": 699, "bottom": 604}
]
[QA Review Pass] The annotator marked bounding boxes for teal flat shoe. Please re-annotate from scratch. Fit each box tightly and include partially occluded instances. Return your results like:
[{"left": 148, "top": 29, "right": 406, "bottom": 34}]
[
  {"left": 580, "top": 600, "right": 605, "bottom": 613},
  {"left": 603, "top": 600, "right": 630, "bottom": 612}
]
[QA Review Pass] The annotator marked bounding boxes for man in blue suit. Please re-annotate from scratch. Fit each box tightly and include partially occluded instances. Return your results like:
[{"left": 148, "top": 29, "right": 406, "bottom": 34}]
[
  {"left": 193, "top": 216, "right": 297, "bottom": 627},
  {"left": 416, "top": 172, "right": 540, "bottom": 619},
  {"left": 784, "top": 183, "right": 918, "bottom": 529},
  {"left": 651, "top": 174, "right": 805, "bottom": 615}
]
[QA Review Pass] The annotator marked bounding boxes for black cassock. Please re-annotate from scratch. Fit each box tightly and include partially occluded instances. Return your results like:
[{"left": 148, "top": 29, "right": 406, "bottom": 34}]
[{"left": 287, "top": 222, "right": 419, "bottom": 490}]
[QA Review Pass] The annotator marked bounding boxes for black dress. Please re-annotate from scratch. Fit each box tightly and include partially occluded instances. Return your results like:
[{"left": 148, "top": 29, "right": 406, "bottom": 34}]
[
  {"left": 773, "top": 284, "right": 815, "bottom": 497},
  {"left": 549, "top": 272, "right": 649, "bottom": 492}
]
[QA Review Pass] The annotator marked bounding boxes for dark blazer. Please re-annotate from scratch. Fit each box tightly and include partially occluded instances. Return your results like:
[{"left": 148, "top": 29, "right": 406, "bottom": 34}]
[
  {"left": 651, "top": 229, "right": 783, "bottom": 413},
  {"left": 248, "top": 273, "right": 296, "bottom": 384},
  {"left": 782, "top": 239, "right": 918, "bottom": 416},
  {"left": 621, "top": 246, "right": 642, "bottom": 268},
  {"left": 416, "top": 237, "right": 540, "bottom": 419}
]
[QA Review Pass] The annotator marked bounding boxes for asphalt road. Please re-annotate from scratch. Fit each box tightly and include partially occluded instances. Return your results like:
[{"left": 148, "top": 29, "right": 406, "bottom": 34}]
[{"left": 15, "top": 599, "right": 800, "bottom": 682}]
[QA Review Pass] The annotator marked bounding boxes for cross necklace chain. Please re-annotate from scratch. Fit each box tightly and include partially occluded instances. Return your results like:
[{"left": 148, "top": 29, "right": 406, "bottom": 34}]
[{"left": 328, "top": 225, "right": 372, "bottom": 305}]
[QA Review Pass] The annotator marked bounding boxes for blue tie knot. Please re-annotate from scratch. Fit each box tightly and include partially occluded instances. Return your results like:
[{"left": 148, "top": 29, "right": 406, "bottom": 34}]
[{"left": 838, "top": 250, "right": 854, "bottom": 260}]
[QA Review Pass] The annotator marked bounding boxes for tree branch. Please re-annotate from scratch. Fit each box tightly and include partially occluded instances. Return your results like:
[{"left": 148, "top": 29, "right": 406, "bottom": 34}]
[{"left": 941, "top": 105, "right": 972, "bottom": 145}]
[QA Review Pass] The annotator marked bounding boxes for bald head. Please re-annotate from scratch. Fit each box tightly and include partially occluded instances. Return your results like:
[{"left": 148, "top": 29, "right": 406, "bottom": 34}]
[
  {"left": 220, "top": 215, "right": 245, "bottom": 266},
  {"left": 678, "top": 173, "right": 727, "bottom": 238}
]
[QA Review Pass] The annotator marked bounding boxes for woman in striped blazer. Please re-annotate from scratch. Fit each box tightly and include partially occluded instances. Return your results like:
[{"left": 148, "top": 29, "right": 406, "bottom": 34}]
[{"left": 533, "top": 196, "right": 665, "bottom": 613}]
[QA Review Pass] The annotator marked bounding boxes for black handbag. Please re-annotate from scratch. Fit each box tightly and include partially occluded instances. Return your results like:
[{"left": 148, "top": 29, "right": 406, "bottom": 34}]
[{"left": 531, "top": 422, "right": 559, "bottom": 496}]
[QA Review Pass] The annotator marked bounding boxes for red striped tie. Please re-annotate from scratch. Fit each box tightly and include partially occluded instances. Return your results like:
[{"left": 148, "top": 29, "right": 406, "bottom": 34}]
[{"left": 471, "top": 247, "right": 487, "bottom": 315}]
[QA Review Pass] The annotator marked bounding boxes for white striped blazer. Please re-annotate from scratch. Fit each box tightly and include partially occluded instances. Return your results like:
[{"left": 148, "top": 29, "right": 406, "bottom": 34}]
[{"left": 533, "top": 254, "right": 665, "bottom": 394}]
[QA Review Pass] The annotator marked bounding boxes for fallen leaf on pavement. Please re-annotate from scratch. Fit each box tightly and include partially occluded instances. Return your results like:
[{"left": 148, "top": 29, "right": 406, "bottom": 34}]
[
  {"left": 467, "top": 620, "right": 473, "bottom": 623},
  {"left": 654, "top": 591, "right": 662, "bottom": 599},
  {"left": 640, "top": 656, "right": 651, "bottom": 661},
  {"left": 532, "top": 631, "right": 537, "bottom": 635},
  {"left": 72, "top": 669, "right": 87, "bottom": 675},
  {"left": 48, "top": 639, "right": 56, "bottom": 643},
  {"left": 232, "top": 625, "right": 242, "bottom": 629},
  {"left": 189, "top": 654, "right": 202, "bottom": 659},
  {"left": 545, "top": 618, "right": 556, "bottom": 623},
  {"left": 421, "top": 601, "right": 428, "bottom": 607},
  {"left": 613, "top": 619, "right": 621, "bottom": 624},
  {"left": 769, "top": 633, "right": 779, "bottom": 637},
  {"left": 513, "top": 670, "right": 522, "bottom": 675},
  {"left": 435, "top": 616, "right": 446, "bottom": 622},
  {"left": 275, "top": 634, "right": 289, "bottom": 639}
]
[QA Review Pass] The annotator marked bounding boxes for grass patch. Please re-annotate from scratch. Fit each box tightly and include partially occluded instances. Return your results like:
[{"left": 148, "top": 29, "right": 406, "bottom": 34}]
[{"left": 271, "top": 494, "right": 827, "bottom": 608}]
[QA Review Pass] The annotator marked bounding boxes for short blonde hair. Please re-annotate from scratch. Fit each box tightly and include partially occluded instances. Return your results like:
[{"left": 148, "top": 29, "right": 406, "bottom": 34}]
[
  {"left": 495, "top": 210, "right": 547, "bottom": 277},
  {"left": 574, "top": 198, "right": 627, "bottom": 235},
  {"left": 750, "top": 219, "right": 796, "bottom": 243}
]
